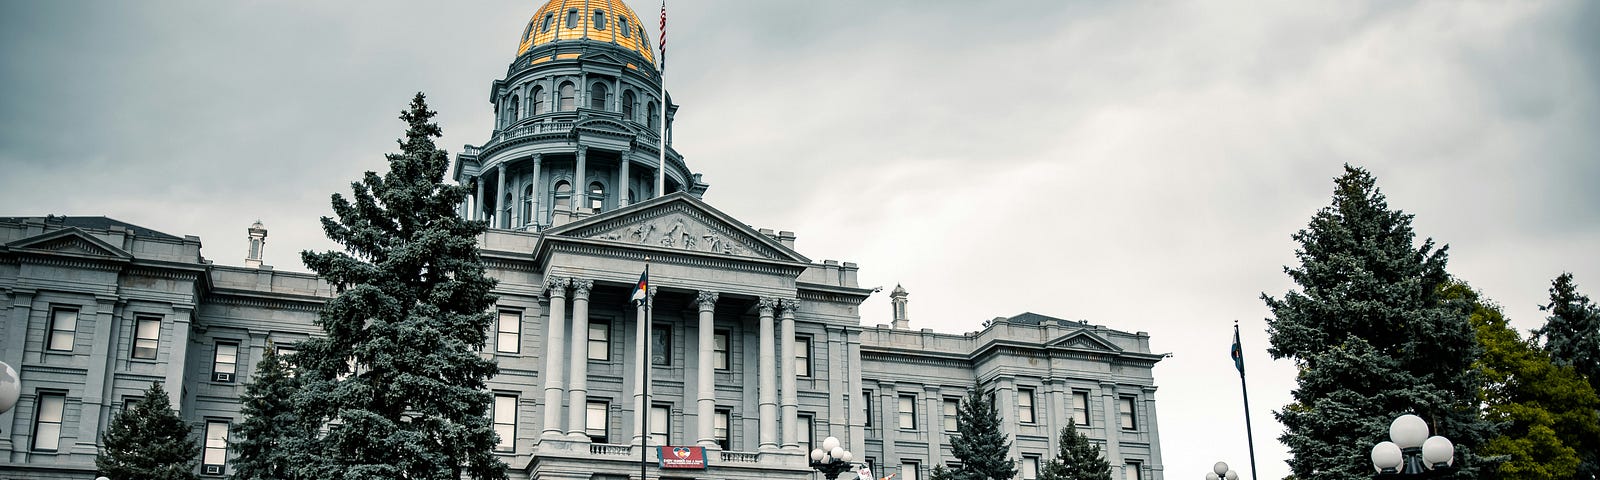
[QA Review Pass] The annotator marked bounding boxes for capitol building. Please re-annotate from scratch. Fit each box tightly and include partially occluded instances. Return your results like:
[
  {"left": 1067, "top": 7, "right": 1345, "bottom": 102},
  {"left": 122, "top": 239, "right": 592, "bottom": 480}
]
[{"left": 0, "top": 1, "right": 1166, "bottom": 479}]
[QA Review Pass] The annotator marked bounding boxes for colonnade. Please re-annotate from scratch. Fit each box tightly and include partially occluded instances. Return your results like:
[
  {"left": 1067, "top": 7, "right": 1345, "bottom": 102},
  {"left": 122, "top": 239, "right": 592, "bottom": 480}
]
[{"left": 539, "top": 276, "right": 805, "bottom": 451}]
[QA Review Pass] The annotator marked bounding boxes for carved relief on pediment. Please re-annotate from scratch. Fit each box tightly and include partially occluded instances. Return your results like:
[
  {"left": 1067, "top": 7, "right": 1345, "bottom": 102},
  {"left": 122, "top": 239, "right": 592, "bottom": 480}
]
[
  {"left": 35, "top": 236, "right": 119, "bottom": 257},
  {"left": 587, "top": 212, "right": 756, "bottom": 257}
]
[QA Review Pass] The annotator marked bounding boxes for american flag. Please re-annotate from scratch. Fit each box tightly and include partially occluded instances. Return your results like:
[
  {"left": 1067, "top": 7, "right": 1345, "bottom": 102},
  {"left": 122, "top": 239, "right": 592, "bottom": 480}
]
[{"left": 658, "top": 0, "right": 667, "bottom": 70}]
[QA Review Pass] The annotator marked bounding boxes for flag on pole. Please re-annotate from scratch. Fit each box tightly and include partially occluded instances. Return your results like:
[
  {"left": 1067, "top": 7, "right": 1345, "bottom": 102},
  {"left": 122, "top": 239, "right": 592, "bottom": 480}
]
[
  {"left": 658, "top": 0, "right": 667, "bottom": 71},
  {"left": 1231, "top": 323, "right": 1246, "bottom": 375},
  {"left": 631, "top": 268, "right": 649, "bottom": 306}
]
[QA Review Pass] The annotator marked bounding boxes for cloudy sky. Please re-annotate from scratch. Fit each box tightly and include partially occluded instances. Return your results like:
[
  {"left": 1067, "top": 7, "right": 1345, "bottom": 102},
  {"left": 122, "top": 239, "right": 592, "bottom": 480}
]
[{"left": 3, "top": 1, "right": 1598, "bottom": 478}]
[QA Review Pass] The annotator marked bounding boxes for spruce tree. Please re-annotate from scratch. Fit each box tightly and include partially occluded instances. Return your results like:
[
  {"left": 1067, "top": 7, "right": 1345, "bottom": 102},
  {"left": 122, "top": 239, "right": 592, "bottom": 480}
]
[
  {"left": 295, "top": 93, "right": 506, "bottom": 480},
  {"left": 1446, "top": 281, "right": 1600, "bottom": 480},
  {"left": 1038, "top": 424, "right": 1111, "bottom": 480},
  {"left": 230, "top": 348, "right": 312, "bottom": 480},
  {"left": 1262, "top": 165, "right": 1491, "bottom": 480},
  {"left": 97, "top": 382, "right": 201, "bottom": 480},
  {"left": 1533, "top": 273, "right": 1600, "bottom": 480},
  {"left": 931, "top": 384, "right": 1016, "bottom": 480}
]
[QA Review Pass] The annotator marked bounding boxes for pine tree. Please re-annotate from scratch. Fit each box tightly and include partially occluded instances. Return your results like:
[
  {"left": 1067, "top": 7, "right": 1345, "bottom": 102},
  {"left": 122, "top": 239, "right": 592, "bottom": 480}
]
[
  {"left": 230, "top": 348, "right": 312, "bottom": 480},
  {"left": 1262, "top": 165, "right": 1492, "bottom": 480},
  {"left": 1445, "top": 281, "right": 1600, "bottom": 480},
  {"left": 1533, "top": 273, "right": 1600, "bottom": 480},
  {"left": 97, "top": 382, "right": 201, "bottom": 480},
  {"left": 294, "top": 93, "right": 506, "bottom": 480},
  {"left": 1038, "top": 424, "right": 1111, "bottom": 480},
  {"left": 931, "top": 384, "right": 1016, "bottom": 480}
]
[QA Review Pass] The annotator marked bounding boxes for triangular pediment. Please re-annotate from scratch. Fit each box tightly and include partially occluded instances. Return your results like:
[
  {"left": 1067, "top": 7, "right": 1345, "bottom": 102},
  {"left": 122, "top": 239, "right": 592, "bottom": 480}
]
[
  {"left": 1048, "top": 330, "right": 1122, "bottom": 353},
  {"left": 546, "top": 193, "right": 810, "bottom": 264},
  {"left": 580, "top": 51, "right": 625, "bottom": 66},
  {"left": 3, "top": 227, "right": 134, "bottom": 260},
  {"left": 574, "top": 118, "right": 634, "bottom": 136}
]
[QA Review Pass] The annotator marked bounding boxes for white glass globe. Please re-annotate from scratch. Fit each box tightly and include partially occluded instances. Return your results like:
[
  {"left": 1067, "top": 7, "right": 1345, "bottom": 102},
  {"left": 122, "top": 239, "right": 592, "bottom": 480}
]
[
  {"left": 1213, "top": 462, "right": 1229, "bottom": 476},
  {"left": 823, "top": 436, "right": 841, "bottom": 452},
  {"left": 0, "top": 362, "right": 19, "bottom": 414},
  {"left": 1389, "top": 414, "right": 1429, "bottom": 448},
  {"left": 812, "top": 449, "right": 826, "bottom": 462},
  {"left": 96, "top": 477, "right": 111, "bottom": 480},
  {"left": 1371, "top": 441, "right": 1403, "bottom": 472},
  {"left": 1205, "top": 473, "right": 1219, "bottom": 480},
  {"left": 840, "top": 450, "right": 854, "bottom": 463},
  {"left": 831, "top": 446, "right": 846, "bottom": 460},
  {"left": 1421, "top": 436, "right": 1455, "bottom": 468}
]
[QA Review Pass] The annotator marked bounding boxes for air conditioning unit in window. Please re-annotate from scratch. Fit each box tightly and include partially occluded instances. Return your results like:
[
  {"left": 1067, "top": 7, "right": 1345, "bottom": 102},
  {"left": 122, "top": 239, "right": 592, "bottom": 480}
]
[
  {"left": 203, "top": 464, "right": 224, "bottom": 475},
  {"left": 212, "top": 372, "right": 234, "bottom": 383}
]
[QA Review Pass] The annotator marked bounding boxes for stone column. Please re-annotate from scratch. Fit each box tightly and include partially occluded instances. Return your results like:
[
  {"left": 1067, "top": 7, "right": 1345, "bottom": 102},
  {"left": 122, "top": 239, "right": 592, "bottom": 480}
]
[
  {"left": 618, "top": 151, "right": 631, "bottom": 207},
  {"left": 531, "top": 154, "right": 543, "bottom": 227},
  {"left": 757, "top": 297, "right": 779, "bottom": 450},
  {"left": 1100, "top": 382, "right": 1123, "bottom": 467},
  {"left": 496, "top": 163, "right": 508, "bottom": 228},
  {"left": 1143, "top": 386, "right": 1165, "bottom": 480},
  {"left": 472, "top": 176, "right": 484, "bottom": 221},
  {"left": 779, "top": 299, "right": 799, "bottom": 450},
  {"left": 541, "top": 278, "right": 570, "bottom": 438},
  {"left": 575, "top": 145, "right": 588, "bottom": 211},
  {"left": 567, "top": 279, "right": 594, "bottom": 440},
  {"left": 632, "top": 287, "right": 656, "bottom": 445},
  {"left": 694, "top": 291, "right": 719, "bottom": 447}
]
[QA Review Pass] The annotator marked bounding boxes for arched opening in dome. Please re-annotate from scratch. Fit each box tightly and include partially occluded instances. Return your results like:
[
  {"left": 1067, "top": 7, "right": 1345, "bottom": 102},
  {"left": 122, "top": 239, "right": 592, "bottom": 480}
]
[
  {"left": 541, "top": 14, "right": 554, "bottom": 33},
  {"left": 553, "top": 180, "right": 573, "bottom": 210},
  {"left": 590, "top": 83, "right": 608, "bottom": 110},
  {"left": 622, "top": 90, "right": 636, "bottom": 121},
  {"left": 646, "top": 100, "right": 658, "bottom": 129},
  {"left": 509, "top": 95, "right": 520, "bottom": 121},
  {"left": 593, "top": 10, "right": 607, "bottom": 31},
  {"left": 565, "top": 9, "right": 579, "bottom": 29},
  {"left": 522, "top": 19, "right": 534, "bottom": 44},
  {"left": 588, "top": 181, "right": 606, "bottom": 211},
  {"left": 559, "top": 82, "right": 576, "bottom": 111},
  {"left": 522, "top": 184, "right": 534, "bottom": 227},
  {"left": 620, "top": 16, "right": 630, "bottom": 36},
  {"left": 531, "top": 86, "right": 545, "bottom": 115}
]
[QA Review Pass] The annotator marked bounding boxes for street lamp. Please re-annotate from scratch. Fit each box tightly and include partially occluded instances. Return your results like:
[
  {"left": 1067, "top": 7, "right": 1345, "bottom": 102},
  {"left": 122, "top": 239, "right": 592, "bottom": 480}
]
[
  {"left": 810, "top": 436, "right": 856, "bottom": 479},
  {"left": 1369, "top": 414, "right": 1455, "bottom": 477},
  {"left": 0, "top": 361, "right": 20, "bottom": 415},
  {"left": 1206, "top": 461, "right": 1240, "bottom": 480}
]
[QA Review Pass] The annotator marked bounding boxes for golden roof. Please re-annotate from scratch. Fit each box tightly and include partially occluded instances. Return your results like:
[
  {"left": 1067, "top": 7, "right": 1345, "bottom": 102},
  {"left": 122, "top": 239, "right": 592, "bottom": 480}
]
[{"left": 517, "top": 0, "right": 655, "bottom": 65}]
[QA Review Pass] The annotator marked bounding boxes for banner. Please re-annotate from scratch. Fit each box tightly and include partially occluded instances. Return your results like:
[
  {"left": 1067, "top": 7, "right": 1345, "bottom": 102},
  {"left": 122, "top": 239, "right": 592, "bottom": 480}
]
[{"left": 658, "top": 445, "right": 707, "bottom": 469}]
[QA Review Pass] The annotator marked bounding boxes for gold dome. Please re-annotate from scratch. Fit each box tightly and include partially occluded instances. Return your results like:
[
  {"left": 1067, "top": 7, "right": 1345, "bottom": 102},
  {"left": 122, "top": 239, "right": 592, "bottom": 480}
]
[{"left": 517, "top": 0, "right": 655, "bottom": 65}]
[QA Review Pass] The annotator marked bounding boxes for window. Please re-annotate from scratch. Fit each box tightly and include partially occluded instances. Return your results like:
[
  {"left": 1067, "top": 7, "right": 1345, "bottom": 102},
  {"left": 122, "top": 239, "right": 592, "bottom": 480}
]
[
  {"left": 797, "top": 413, "right": 814, "bottom": 454},
  {"left": 713, "top": 408, "right": 730, "bottom": 450},
  {"left": 622, "top": 90, "right": 636, "bottom": 121},
  {"left": 1023, "top": 456, "right": 1040, "bottom": 480},
  {"left": 531, "top": 86, "right": 545, "bottom": 115},
  {"left": 1119, "top": 396, "right": 1137, "bottom": 430},
  {"left": 203, "top": 420, "right": 230, "bottom": 474},
  {"left": 586, "top": 401, "right": 609, "bottom": 443},
  {"left": 898, "top": 395, "right": 917, "bottom": 430},
  {"left": 496, "top": 310, "right": 520, "bottom": 354},
  {"left": 651, "top": 323, "right": 670, "bottom": 366},
  {"left": 795, "top": 337, "right": 812, "bottom": 377},
  {"left": 588, "top": 181, "right": 605, "bottom": 210},
  {"left": 620, "top": 16, "right": 630, "bottom": 36},
  {"left": 589, "top": 83, "right": 608, "bottom": 110},
  {"left": 509, "top": 95, "right": 520, "bottom": 120},
  {"left": 943, "top": 398, "right": 959, "bottom": 432},
  {"left": 592, "top": 10, "right": 607, "bottom": 30},
  {"left": 494, "top": 394, "right": 517, "bottom": 451},
  {"left": 32, "top": 393, "right": 65, "bottom": 451},
  {"left": 213, "top": 342, "right": 239, "bottom": 383},
  {"left": 1073, "top": 391, "right": 1091, "bottom": 426},
  {"left": 121, "top": 395, "right": 142, "bottom": 412},
  {"left": 1124, "top": 462, "right": 1142, "bottom": 480},
  {"left": 650, "top": 404, "right": 670, "bottom": 445},
  {"left": 47, "top": 308, "right": 76, "bottom": 351},
  {"left": 902, "top": 462, "right": 920, "bottom": 480},
  {"left": 1018, "top": 388, "right": 1036, "bottom": 424},
  {"left": 521, "top": 19, "right": 534, "bottom": 42},
  {"left": 588, "top": 320, "right": 610, "bottom": 361},
  {"left": 713, "top": 330, "right": 730, "bottom": 370},
  {"left": 565, "top": 9, "right": 578, "bottom": 28},
  {"left": 646, "top": 101, "right": 657, "bottom": 129},
  {"left": 558, "top": 82, "right": 576, "bottom": 111},
  {"left": 132, "top": 316, "right": 160, "bottom": 359},
  {"left": 553, "top": 180, "right": 573, "bottom": 208},
  {"left": 541, "top": 13, "right": 554, "bottom": 32},
  {"left": 861, "top": 390, "right": 873, "bottom": 428}
]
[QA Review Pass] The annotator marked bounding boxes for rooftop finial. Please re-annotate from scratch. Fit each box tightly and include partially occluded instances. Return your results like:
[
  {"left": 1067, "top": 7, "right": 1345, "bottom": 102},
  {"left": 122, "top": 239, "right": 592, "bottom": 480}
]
[{"left": 245, "top": 221, "right": 268, "bottom": 268}]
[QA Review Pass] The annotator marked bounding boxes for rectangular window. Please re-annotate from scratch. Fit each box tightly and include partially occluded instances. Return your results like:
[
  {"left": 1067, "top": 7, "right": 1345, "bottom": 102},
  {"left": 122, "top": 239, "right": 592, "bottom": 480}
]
[
  {"left": 1023, "top": 456, "right": 1040, "bottom": 480},
  {"left": 586, "top": 401, "right": 609, "bottom": 443},
  {"left": 795, "top": 337, "right": 812, "bottom": 377},
  {"left": 651, "top": 324, "right": 671, "bottom": 366},
  {"left": 132, "top": 316, "right": 160, "bottom": 359},
  {"left": 902, "top": 462, "right": 920, "bottom": 480},
  {"left": 797, "top": 413, "right": 814, "bottom": 454},
  {"left": 650, "top": 404, "right": 670, "bottom": 445},
  {"left": 943, "top": 398, "right": 960, "bottom": 432},
  {"left": 32, "top": 393, "right": 65, "bottom": 451},
  {"left": 1119, "top": 396, "right": 1137, "bottom": 430},
  {"left": 1124, "top": 462, "right": 1142, "bottom": 480},
  {"left": 1018, "top": 388, "right": 1036, "bottom": 424},
  {"left": 494, "top": 394, "right": 517, "bottom": 452},
  {"left": 213, "top": 342, "right": 239, "bottom": 383},
  {"left": 47, "top": 308, "right": 77, "bottom": 351},
  {"left": 496, "top": 310, "right": 520, "bottom": 354},
  {"left": 588, "top": 320, "right": 610, "bottom": 360},
  {"left": 898, "top": 395, "right": 917, "bottom": 430},
  {"left": 121, "top": 395, "right": 142, "bottom": 412},
  {"left": 203, "top": 420, "right": 230, "bottom": 473},
  {"left": 1073, "top": 391, "right": 1091, "bottom": 426},
  {"left": 713, "top": 330, "right": 730, "bottom": 370},
  {"left": 714, "top": 408, "right": 731, "bottom": 450},
  {"left": 862, "top": 390, "right": 874, "bottom": 428}
]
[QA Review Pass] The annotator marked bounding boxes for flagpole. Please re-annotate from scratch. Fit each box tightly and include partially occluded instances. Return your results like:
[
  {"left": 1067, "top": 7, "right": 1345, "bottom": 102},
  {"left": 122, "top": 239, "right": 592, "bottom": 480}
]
[
  {"left": 655, "top": 0, "right": 667, "bottom": 199},
  {"left": 641, "top": 260, "right": 652, "bottom": 480},
  {"left": 1235, "top": 322, "right": 1259, "bottom": 480}
]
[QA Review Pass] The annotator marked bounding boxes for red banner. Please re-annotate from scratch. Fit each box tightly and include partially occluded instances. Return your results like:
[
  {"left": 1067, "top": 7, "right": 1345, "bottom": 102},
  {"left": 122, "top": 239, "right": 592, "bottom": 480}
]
[{"left": 658, "top": 446, "right": 707, "bottom": 469}]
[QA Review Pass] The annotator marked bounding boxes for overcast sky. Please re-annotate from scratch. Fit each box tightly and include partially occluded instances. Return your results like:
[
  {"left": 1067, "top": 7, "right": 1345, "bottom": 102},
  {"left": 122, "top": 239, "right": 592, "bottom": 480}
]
[{"left": 3, "top": 1, "right": 1598, "bottom": 479}]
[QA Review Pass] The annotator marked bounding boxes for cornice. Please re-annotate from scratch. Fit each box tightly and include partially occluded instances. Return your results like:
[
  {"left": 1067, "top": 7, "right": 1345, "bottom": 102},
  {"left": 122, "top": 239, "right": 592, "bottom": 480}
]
[
  {"left": 546, "top": 241, "right": 805, "bottom": 277},
  {"left": 205, "top": 288, "right": 328, "bottom": 313}
]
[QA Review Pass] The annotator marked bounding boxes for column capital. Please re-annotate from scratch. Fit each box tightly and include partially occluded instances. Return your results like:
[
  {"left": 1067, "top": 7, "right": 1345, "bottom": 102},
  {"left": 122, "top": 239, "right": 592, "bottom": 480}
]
[
  {"left": 546, "top": 277, "right": 571, "bottom": 298},
  {"left": 576, "top": 144, "right": 589, "bottom": 155},
  {"left": 571, "top": 279, "right": 594, "bottom": 298},
  {"left": 777, "top": 299, "right": 800, "bottom": 315},
  {"left": 695, "top": 291, "right": 719, "bottom": 311},
  {"left": 757, "top": 297, "right": 778, "bottom": 315}
]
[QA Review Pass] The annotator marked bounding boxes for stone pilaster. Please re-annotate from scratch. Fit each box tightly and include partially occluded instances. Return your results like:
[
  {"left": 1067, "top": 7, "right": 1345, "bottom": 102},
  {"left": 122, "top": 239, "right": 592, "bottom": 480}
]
[
  {"left": 1100, "top": 382, "right": 1123, "bottom": 467},
  {"left": 778, "top": 299, "right": 799, "bottom": 450},
  {"left": 496, "top": 163, "right": 508, "bottom": 228},
  {"left": 541, "top": 277, "right": 570, "bottom": 438},
  {"left": 1143, "top": 386, "right": 1165, "bottom": 480},
  {"left": 566, "top": 279, "right": 594, "bottom": 439},
  {"left": 618, "top": 151, "right": 631, "bottom": 208},
  {"left": 694, "top": 290, "right": 719, "bottom": 447},
  {"left": 575, "top": 145, "right": 588, "bottom": 210},
  {"left": 531, "top": 153, "right": 543, "bottom": 227},
  {"left": 757, "top": 297, "right": 778, "bottom": 450}
]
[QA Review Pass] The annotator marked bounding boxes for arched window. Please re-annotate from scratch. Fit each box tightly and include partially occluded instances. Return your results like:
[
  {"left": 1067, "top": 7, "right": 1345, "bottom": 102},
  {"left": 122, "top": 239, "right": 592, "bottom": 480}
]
[
  {"left": 590, "top": 83, "right": 608, "bottom": 110},
  {"left": 622, "top": 90, "right": 636, "bottom": 121},
  {"left": 620, "top": 16, "right": 630, "bottom": 36},
  {"left": 589, "top": 182, "right": 606, "bottom": 210},
  {"left": 628, "top": 188, "right": 637, "bottom": 204},
  {"left": 565, "top": 9, "right": 579, "bottom": 29},
  {"left": 531, "top": 86, "right": 545, "bottom": 115},
  {"left": 541, "top": 14, "right": 554, "bottom": 33},
  {"left": 554, "top": 181, "right": 573, "bottom": 209},
  {"left": 593, "top": 10, "right": 607, "bottom": 30},
  {"left": 558, "top": 82, "right": 576, "bottom": 111},
  {"left": 509, "top": 95, "right": 520, "bottom": 120},
  {"left": 522, "top": 20, "right": 535, "bottom": 43},
  {"left": 522, "top": 184, "right": 534, "bottom": 226},
  {"left": 646, "top": 101, "right": 658, "bottom": 129}
]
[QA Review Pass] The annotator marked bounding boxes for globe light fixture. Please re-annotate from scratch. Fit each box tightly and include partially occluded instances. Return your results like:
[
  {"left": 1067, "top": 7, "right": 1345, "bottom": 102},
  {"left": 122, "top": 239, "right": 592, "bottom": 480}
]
[
  {"left": 0, "top": 361, "right": 20, "bottom": 414},
  {"left": 1369, "top": 414, "right": 1455, "bottom": 477},
  {"left": 1206, "top": 461, "right": 1240, "bottom": 480},
  {"left": 811, "top": 436, "right": 856, "bottom": 479}
]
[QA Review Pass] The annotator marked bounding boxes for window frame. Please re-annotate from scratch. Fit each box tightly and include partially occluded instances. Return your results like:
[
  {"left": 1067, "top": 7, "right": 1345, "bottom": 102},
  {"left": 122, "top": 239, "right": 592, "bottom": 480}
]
[
  {"left": 897, "top": 394, "right": 917, "bottom": 431},
  {"left": 132, "top": 315, "right": 161, "bottom": 360},
  {"left": 565, "top": 9, "right": 578, "bottom": 29},
  {"left": 1124, "top": 462, "right": 1143, "bottom": 480},
  {"left": 46, "top": 307, "right": 77, "bottom": 352},
  {"left": 861, "top": 390, "right": 873, "bottom": 428},
  {"left": 795, "top": 336, "right": 812, "bottom": 378},
  {"left": 203, "top": 419, "right": 230, "bottom": 472},
  {"left": 1119, "top": 396, "right": 1137, "bottom": 431},
  {"left": 588, "top": 181, "right": 606, "bottom": 210},
  {"left": 651, "top": 323, "right": 671, "bottom": 366},
  {"left": 586, "top": 400, "right": 610, "bottom": 443},
  {"left": 797, "top": 412, "right": 815, "bottom": 454},
  {"left": 713, "top": 330, "right": 731, "bottom": 370},
  {"left": 213, "top": 342, "right": 239, "bottom": 383},
  {"left": 592, "top": 9, "right": 607, "bottom": 30},
  {"left": 1023, "top": 455, "right": 1041, "bottom": 480},
  {"left": 32, "top": 391, "right": 66, "bottom": 451},
  {"left": 649, "top": 403, "right": 671, "bottom": 446},
  {"left": 713, "top": 408, "right": 731, "bottom": 450},
  {"left": 531, "top": 86, "right": 546, "bottom": 115},
  {"left": 943, "top": 397, "right": 960, "bottom": 432},
  {"left": 496, "top": 310, "right": 521, "bottom": 354},
  {"left": 558, "top": 82, "right": 576, "bottom": 111},
  {"left": 493, "top": 394, "right": 517, "bottom": 452},
  {"left": 588, "top": 319, "right": 610, "bottom": 361},
  {"left": 589, "top": 82, "right": 608, "bottom": 111},
  {"left": 1018, "top": 388, "right": 1036, "bottom": 424},
  {"left": 1073, "top": 391, "right": 1091, "bottom": 426},
  {"left": 902, "top": 461, "right": 921, "bottom": 480}
]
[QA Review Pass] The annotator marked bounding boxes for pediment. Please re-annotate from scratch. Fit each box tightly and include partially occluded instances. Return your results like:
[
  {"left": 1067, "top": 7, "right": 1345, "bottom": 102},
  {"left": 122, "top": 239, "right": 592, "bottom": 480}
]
[
  {"left": 3, "top": 227, "right": 134, "bottom": 260},
  {"left": 546, "top": 193, "right": 810, "bottom": 263},
  {"left": 580, "top": 52, "right": 625, "bottom": 66},
  {"left": 1048, "top": 330, "right": 1121, "bottom": 353},
  {"left": 575, "top": 118, "right": 634, "bottom": 135}
]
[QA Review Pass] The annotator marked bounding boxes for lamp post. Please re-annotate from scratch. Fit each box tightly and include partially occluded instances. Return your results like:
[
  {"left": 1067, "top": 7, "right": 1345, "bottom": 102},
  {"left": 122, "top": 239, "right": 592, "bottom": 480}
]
[
  {"left": 1206, "top": 461, "right": 1240, "bottom": 480},
  {"left": 1369, "top": 414, "right": 1455, "bottom": 478},
  {"left": 810, "top": 436, "right": 856, "bottom": 480}
]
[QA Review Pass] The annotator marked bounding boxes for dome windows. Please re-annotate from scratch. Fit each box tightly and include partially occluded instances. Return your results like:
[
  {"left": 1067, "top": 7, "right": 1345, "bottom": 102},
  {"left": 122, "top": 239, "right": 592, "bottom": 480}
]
[
  {"left": 590, "top": 83, "right": 608, "bottom": 110},
  {"left": 622, "top": 91, "right": 636, "bottom": 121},
  {"left": 646, "top": 100, "right": 659, "bottom": 129},
  {"left": 558, "top": 82, "right": 576, "bottom": 111},
  {"left": 522, "top": 20, "right": 535, "bottom": 43},
  {"left": 509, "top": 95, "right": 521, "bottom": 121},
  {"left": 588, "top": 182, "right": 606, "bottom": 210},
  {"left": 531, "top": 86, "right": 545, "bottom": 115},
  {"left": 620, "top": 16, "right": 630, "bottom": 36},
  {"left": 565, "top": 9, "right": 579, "bottom": 29},
  {"left": 541, "top": 14, "right": 554, "bottom": 33},
  {"left": 554, "top": 181, "right": 573, "bottom": 209},
  {"left": 593, "top": 10, "right": 607, "bottom": 30}
]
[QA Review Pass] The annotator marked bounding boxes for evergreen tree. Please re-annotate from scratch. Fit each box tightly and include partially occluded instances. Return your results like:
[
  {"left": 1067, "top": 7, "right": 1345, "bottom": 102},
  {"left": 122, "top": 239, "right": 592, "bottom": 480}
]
[
  {"left": 1445, "top": 281, "right": 1600, "bottom": 480},
  {"left": 294, "top": 93, "right": 506, "bottom": 480},
  {"left": 1533, "top": 273, "right": 1600, "bottom": 479},
  {"left": 230, "top": 348, "right": 312, "bottom": 480},
  {"left": 931, "top": 383, "right": 1016, "bottom": 480},
  {"left": 97, "top": 382, "right": 201, "bottom": 480},
  {"left": 1038, "top": 424, "right": 1111, "bottom": 480},
  {"left": 1262, "top": 165, "right": 1492, "bottom": 480}
]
